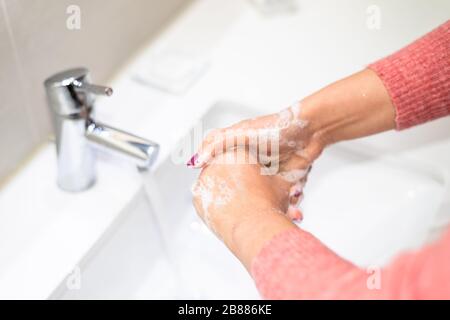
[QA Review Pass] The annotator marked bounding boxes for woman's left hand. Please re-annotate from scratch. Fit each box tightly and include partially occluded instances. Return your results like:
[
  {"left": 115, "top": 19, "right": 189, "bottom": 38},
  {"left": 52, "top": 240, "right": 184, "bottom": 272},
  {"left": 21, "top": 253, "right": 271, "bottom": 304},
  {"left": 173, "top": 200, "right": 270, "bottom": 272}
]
[{"left": 192, "top": 149, "right": 298, "bottom": 269}]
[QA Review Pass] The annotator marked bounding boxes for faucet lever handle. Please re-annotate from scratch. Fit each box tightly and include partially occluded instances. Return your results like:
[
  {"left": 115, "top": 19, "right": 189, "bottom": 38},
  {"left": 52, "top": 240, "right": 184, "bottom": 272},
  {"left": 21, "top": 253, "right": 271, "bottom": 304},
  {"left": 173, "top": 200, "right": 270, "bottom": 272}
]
[{"left": 73, "top": 80, "right": 113, "bottom": 97}]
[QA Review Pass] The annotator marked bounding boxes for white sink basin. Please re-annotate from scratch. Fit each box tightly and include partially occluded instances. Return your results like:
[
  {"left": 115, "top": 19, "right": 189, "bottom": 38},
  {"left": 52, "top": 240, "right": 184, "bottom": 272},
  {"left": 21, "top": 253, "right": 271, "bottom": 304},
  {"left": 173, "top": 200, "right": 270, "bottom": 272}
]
[
  {"left": 302, "top": 147, "right": 445, "bottom": 266},
  {"left": 52, "top": 102, "right": 447, "bottom": 299}
]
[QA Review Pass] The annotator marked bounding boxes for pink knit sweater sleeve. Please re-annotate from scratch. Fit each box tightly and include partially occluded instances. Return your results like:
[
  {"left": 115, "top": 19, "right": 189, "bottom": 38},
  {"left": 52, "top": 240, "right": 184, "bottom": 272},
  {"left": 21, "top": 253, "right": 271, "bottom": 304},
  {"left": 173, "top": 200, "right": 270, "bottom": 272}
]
[
  {"left": 252, "top": 228, "right": 450, "bottom": 299},
  {"left": 251, "top": 21, "right": 450, "bottom": 300},
  {"left": 369, "top": 20, "right": 450, "bottom": 129}
]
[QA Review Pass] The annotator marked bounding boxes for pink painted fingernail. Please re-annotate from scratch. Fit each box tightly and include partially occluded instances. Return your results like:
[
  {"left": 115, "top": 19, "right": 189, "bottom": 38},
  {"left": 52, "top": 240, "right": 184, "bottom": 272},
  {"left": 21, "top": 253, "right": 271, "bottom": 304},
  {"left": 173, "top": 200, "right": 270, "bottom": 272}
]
[
  {"left": 293, "top": 190, "right": 302, "bottom": 198},
  {"left": 289, "top": 206, "right": 303, "bottom": 221},
  {"left": 186, "top": 153, "right": 199, "bottom": 167}
]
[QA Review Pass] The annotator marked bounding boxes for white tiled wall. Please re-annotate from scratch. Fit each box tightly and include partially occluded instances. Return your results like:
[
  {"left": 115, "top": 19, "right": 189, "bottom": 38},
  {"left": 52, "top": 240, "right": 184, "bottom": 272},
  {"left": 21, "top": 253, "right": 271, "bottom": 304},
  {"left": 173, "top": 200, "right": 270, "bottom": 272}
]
[{"left": 0, "top": 0, "right": 190, "bottom": 182}]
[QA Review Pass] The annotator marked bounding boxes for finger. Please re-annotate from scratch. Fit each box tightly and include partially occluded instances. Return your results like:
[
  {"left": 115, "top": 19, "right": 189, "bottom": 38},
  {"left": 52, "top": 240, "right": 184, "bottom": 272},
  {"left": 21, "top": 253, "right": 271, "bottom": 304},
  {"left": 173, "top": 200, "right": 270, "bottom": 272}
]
[
  {"left": 188, "top": 113, "right": 285, "bottom": 168},
  {"left": 278, "top": 157, "right": 310, "bottom": 183},
  {"left": 293, "top": 139, "right": 324, "bottom": 164},
  {"left": 191, "top": 181, "right": 204, "bottom": 216},
  {"left": 197, "top": 130, "right": 227, "bottom": 167},
  {"left": 189, "top": 126, "right": 251, "bottom": 168},
  {"left": 284, "top": 167, "right": 311, "bottom": 211},
  {"left": 280, "top": 152, "right": 310, "bottom": 173},
  {"left": 287, "top": 205, "right": 303, "bottom": 221},
  {"left": 186, "top": 129, "right": 220, "bottom": 168},
  {"left": 289, "top": 180, "right": 305, "bottom": 205}
]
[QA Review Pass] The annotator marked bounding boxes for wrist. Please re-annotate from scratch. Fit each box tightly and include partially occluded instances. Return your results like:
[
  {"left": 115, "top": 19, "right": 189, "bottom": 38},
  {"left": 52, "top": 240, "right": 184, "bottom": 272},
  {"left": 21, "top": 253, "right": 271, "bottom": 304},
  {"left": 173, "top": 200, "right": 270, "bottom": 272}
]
[
  {"left": 218, "top": 207, "right": 296, "bottom": 270},
  {"left": 300, "top": 83, "right": 355, "bottom": 147},
  {"left": 299, "top": 69, "right": 396, "bottom": 146}
]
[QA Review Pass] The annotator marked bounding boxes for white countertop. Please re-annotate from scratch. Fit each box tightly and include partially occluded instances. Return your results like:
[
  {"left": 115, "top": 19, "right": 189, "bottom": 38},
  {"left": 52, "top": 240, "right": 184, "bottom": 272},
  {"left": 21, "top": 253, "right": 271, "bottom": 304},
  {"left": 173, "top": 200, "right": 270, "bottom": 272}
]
[{"left": 0, "top": 0, "right": 449, "bottom": 299}]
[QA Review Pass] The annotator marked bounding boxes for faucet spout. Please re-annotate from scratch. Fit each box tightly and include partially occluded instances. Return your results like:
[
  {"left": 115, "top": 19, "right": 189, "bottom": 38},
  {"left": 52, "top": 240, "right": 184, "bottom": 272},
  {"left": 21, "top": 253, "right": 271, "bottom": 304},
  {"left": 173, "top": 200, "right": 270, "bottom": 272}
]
[
  {"left": 45, "top": 67, "right": 159, "bottom": 192},
  {"left": 86, "top": 121, "right": 159, "bottom": 169}
]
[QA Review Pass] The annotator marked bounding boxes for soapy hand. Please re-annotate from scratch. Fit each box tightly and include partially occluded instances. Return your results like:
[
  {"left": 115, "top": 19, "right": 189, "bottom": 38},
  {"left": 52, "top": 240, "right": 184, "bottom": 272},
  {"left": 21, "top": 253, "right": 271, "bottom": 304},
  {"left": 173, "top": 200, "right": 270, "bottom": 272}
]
[
  {"left": 192, "top": 149, "right": 299, "bottom": 236},
  {"left": 188, "top": 102, "right": 326, "bottom": 218},
  {"left": 192, "top": 149, "right": 299, "bottom": 268}
]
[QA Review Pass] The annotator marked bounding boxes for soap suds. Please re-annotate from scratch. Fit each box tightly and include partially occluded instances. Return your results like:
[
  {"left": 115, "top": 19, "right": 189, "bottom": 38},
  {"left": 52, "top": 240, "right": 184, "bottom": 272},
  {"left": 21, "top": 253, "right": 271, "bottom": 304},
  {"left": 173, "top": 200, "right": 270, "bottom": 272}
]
[
  {"left": 289, "top": 181, "right": 304, "bottom": 197},
  {"left": 191, "top": 177, "right": 213, "bottom": 216},
  {"left": 279, "top": 169, "right": 308, "bottom": 183},
  {"left": 215, "top": 179, "right": 233, "bottom": 207},
  {"left": 191, "top": 176, "right": 234, "bottom": 229},
  {"left": 287, "top": 140, "right": 297, "bottom": 148},
  {"left": 277, "top": 106, "right": 308, "bottom": 130},
  {"left": 294, "top": 118, "right": 308, "bottom": 129},
  {"left": 295, "top": 148, "right": 308, "bottom": 158},
  {"left": 277, "top": 109, "right": 293, "bottom": 129},
  {"left": 289, "top": 101, "right": 308, "bottom": 129},
  {"left": 289, "top": 101, "right": 302, "bottom": 119}
]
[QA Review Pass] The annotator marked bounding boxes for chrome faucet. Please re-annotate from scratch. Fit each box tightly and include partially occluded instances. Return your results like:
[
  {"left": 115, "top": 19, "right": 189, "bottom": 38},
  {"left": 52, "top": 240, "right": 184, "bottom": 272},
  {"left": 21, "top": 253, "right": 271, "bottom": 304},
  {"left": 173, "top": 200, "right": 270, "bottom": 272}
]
[{"left": 45, "top": 68, "right": 159, "bottom": 192}]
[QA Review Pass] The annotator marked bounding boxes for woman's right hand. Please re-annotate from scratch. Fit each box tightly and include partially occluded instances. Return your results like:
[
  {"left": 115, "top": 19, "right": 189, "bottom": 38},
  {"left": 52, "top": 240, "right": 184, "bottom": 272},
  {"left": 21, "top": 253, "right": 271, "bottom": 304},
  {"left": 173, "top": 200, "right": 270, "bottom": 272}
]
[{"left": 187, "top": 102, "right": 327, "bottom": 220}]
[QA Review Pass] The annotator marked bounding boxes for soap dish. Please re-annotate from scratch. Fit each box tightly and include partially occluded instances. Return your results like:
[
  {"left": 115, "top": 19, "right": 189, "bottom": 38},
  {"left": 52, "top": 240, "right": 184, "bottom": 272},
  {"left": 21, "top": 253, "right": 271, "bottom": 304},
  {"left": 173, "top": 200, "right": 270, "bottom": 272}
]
[{"left": 132, "top": 51, "right": 209, "bottom": 95}]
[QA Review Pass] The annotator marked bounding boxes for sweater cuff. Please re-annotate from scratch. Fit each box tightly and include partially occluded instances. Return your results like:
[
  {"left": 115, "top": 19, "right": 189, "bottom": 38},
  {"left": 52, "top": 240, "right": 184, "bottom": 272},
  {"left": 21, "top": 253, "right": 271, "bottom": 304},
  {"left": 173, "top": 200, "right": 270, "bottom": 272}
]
[
  {"left": 368, "top": 21, "right": 450, "bottom": 130},
  {"left": 250, "top": 228, "right": 359, "bottom": 299}
]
